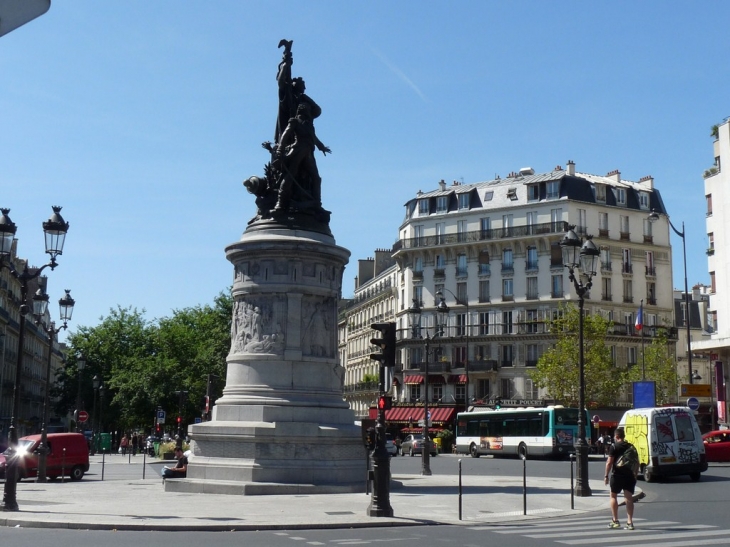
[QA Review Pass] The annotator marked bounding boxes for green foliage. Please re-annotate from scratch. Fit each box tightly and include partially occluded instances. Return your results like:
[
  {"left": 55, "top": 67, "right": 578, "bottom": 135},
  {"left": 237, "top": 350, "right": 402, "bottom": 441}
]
[
  {"left": 625, "top": 327, "right": 678, "bottom": 405},
  {"left": 530, "top": 303, "right": 624, "bottom": 407},
  {"left": 361, "top": 373, "right": 379, "bottom": 384},
  {"left": 436, "top": 428, "right": 454, "bottom": 453},
  {"left": 55, "top": 291, "right": 232, "bottom": 433}
]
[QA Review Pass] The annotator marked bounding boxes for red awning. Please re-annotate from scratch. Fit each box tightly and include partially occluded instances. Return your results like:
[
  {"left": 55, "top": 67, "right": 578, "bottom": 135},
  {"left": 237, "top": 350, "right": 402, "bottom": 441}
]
[
  {"left": 403, "top": 375, "right": 423, "bottom": 385},
  {"left": 368, "top": 406, "right": 457, "bottom": 424},
  {"left": 449, "top": 374, "right": 467, "bottom": 384}
]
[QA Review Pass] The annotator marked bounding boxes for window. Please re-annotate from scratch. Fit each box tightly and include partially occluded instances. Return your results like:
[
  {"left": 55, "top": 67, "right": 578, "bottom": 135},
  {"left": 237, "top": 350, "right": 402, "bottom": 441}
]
[
  {"left": 479, "top": 312, "right": 490, "bottom": 335},
  {"left": 478, "top": 251, "right": 490, "bottom": 275},
  {"left": 502, "top": 214, "right": 513, "bottom": 237},
  {"left": 620, "top": 215, "right": 630, "bottom": 239},
  {"left": 457, "top": 220, "right": 467, "bottom": 242},
  {"left": 458, "top": 193, "right": 470, "bottom": 210},
  {"left": 708, "top": 233, "right": 715, "bottom": 253},
  {"left": 414, "top": 257, "right": 423, "bottom": 273},
  {"left": 647, "top": 282, "right": 656, "bottom": 305},
  {"left": 525, "top": 309, "right": 539, "bottom": 334},
  {"left": 602, "top": 277, "right": 612, "bottom": 301},
  {"left": 418, "top": 199, "right": 429, "bottom": 215},
  {"left": 436, "top": 222, "right": 445, "bottom": 244},
  {"left": 623, "top": 279, "right": 633, "bottom": 303},
  {"left": 627, "top": 347, "right": 637, "bottom": 366},
  {"left": 711, "top": 271, "right": 716, "bottom": 293},
  {"left": 502, "top": 311, "right": 513, "bottom": 334},
  {"left": 500, "top": 377, "right": 513, "bottom": 398},
  {"left": 550, "top": 243, "right": 563, "bottom": 267},
  {"left": 414, "top": 285, "right": 423, "bottom": 306},
  {"left": 610, "top": 346, "right": 616, "bottom": 365},
  {"left": 484, "top": 191, "right": 494, "bottom": 201},
  {"left": 455, "top": 384, "right": 466, "bottom": 402},
  {"left": 526, "top": 276, "right": 538, "bottom": 299},
  {"left": 622, "top": 249, "right": 632, "bottom": 273},
  {"left": 413, "top": 225, "right": 424, "bottom": 246},
  {"left": 480, "top": 217, "right": 491, "bottom": 239},
  {"left": 456, "top": 254, "right": 467, "bottom": 277},
  {"left": 551, "top": 274, "right": 563, "bottom": 298},
  {"left": 507, "top": 187, "right": 518, "bottom": 201},
  {"left": 707, "top": 194, "right": 713, "bottom": 216},
  {"left": 599, "top": 212, "right": 609, "bottom": 236},
  {"left": 435, "top": 254, "right": 445, "bottom": 269},
  {"left": 638, "top": 192, "right": 650, "bottom": 209},
  {"left": 525, "top": 378, "right": 539, "bottom": 399},
  {"left": 600, "top": 247, "right": 611, "bottom": 270},
  {"left": 547, "top": 181, "right": 559, "bottom": 199},
  {"left": 434, "top": 283, "right": 444, "bottom": 305},
  {"left": 432, "top": 384, "right": 443, "bottom": 402},
  {"left": 577, "top": 209, "right": 587, "bottom": 235},
  {"left": 410, "top": 385, "right": 421, "bottom": 402},
  {"left": 501, "top": 347, "right": 514, "bottom": 369},
  {"left": 502, "top": 279, "right": 514, "bottom": 300},
  {"left": 475, "top": 344, "right": 490, "bottom": 361},
  {"left": 502, "top": 249, "right": 514, "bottom": 271},
  {"left": 477, "top": 379, "right": 490, "bottom": 399},
  {"left": 527, "top": 185, "right": 539, "bottom": 201},
  {"left": 526, "top": 211, "right": 538, "bottom": 234},
  {"left": 436, "top": 196, "right": 448, "bottom": 213},
  {"left": 615, "top": 187, "right": 626, "bottom": 205},
  {"left": 526, "top": 247, "right": 538, "bottom": 270},
  {"left": 526, "top": 344, "right": 540, "bottom": 367},
  {"left": 645, "top": 251, "right": 655, "bottom": 275},
  {"left": 550, "top": 208, "right": 563, "bottom": 231},
  {"left": 479, "top": 280, "right": 490, "bottom": 302},
  {"left": 455, "top": 313, "right": 467, "bottom": 336},
  {"left": 457, "top": 282, "right": 467, "bottom": 303},
  {"left": 596, "top": 184, "right": 607, "bottom": 202},
  {"left": 643, "top": 219, "right": 653, "bottom": 242}
]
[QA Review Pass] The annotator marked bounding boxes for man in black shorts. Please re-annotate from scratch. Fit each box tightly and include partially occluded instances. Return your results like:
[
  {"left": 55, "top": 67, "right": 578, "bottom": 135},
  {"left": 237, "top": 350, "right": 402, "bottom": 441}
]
[{"left": 604, "top": 427, "right": 636, "bottom": 529}]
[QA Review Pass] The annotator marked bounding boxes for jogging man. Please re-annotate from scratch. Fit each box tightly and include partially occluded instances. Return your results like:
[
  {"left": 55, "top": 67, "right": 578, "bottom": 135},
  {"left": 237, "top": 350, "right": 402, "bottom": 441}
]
[{"left": 604, "top": 427, "right": 636, "bottom": 530}]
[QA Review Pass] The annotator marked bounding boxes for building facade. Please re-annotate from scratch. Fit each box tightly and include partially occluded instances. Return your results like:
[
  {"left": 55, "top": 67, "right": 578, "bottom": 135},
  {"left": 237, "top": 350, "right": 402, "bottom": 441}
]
[{"left": 339, "top": 161, "right": 679, "bottom": 434}]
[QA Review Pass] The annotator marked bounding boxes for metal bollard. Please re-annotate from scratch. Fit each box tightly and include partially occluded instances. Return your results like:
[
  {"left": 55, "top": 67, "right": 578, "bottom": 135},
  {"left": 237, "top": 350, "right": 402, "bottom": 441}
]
[
  {"left": 61, "top": 448, "right": 66, "bottom": 483},
  {"left": 570, "top": 453, "right": 575, "bottom": 510},
  {"left": 522, "top": 454, "right": 527, "bottom": 516},
  {"left": 142, "top": 452, "right": 146, "bottom": 479},
  {"left": 458, "top": 459, "right": 463, "bottom": 521},
  {"left": 102, "top": 451, "right": 105, "bottom": 481}
]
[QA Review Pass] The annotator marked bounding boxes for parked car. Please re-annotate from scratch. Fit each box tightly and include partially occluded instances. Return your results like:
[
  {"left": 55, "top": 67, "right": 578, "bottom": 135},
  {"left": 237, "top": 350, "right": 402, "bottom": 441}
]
[
  {"left": 703, "top": 430, "right": 730, "bottom": 462},
  {"left": 385, "top": 434, "right": 397, "bottom": 456},
  {"left": 0, "top": 432, "right": 90, "bottom": 481},
  {"left": 399, "top": 434, "right": 437, "bottom": 457}
]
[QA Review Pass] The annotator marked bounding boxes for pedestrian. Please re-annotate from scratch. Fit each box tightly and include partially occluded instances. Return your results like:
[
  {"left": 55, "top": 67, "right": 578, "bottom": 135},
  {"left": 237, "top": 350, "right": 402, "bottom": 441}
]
[
  {"left": 131, "top": 433, "right": 138, "bottom": 456},
  {"left": 603, "top": 433, "right": 612, "bottom": 456},
  {"left": 120, "top": 434, "right": 129, "bottom": 456},
  {"left": 595, "top": 434, "right": 603, "bottom": 456},
  {"left": 605, "top": 427, "right": 637, "bottom": 530},
  {"left": 162, "top": 447, "right": 188, "bottom": 480}
]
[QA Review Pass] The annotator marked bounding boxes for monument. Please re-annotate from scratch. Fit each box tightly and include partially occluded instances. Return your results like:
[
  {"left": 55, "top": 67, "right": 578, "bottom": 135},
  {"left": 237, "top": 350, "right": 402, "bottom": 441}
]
[{"left": 166, "top": 40, "right": 363, "bottom": 495}]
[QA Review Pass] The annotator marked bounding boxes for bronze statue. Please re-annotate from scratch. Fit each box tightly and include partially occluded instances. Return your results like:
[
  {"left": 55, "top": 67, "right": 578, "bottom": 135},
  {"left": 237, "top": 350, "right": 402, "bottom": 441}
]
[{"left": 244, "top": 40, "right": 331, "bottom": 234}]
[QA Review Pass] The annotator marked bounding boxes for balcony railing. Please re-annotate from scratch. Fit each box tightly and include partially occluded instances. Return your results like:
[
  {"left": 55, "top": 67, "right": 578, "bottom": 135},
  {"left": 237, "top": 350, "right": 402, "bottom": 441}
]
[
  {"left": 645, "top": 266, "right": 656, "bottom": 276},
  {"left": 620, "top": 232, "right": 631, "bottom": 241},
  {"left": 395, "top": 221, "right": 569, "bottom": 251},
  {"left": 622, "top": 264, "right": 633, "bottom": 274}
]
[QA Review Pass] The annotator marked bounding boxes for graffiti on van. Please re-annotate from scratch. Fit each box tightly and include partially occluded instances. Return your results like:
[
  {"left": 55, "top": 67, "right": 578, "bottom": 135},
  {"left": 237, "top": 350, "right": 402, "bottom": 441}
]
[
  {"left": 623, "top": 413, "right": 650, "bottom": 466},
  {"left": 678, "top": 445, "right": 700, "bottom": 464}
]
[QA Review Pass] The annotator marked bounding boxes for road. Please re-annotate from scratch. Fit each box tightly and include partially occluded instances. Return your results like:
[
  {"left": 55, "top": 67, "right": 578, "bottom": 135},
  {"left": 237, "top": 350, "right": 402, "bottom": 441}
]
[{"left": 1, "top": 453, "right": 728, "bottom": 546}]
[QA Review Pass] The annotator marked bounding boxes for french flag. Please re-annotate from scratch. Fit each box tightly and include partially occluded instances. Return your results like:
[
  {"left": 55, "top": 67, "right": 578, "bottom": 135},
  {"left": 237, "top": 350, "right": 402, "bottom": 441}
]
[{"left": 635, "top": 301, "right": 643, "bottom": 331}]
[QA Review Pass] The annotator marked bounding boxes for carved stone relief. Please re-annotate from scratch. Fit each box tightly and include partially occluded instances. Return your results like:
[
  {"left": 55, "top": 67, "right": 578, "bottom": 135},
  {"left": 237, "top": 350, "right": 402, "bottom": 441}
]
[
  {"left": 301, "top": 297, "right": 334, "bottom": 358},
  {"left": 230, "top": 298, "right": 285, "bottom": 355}
]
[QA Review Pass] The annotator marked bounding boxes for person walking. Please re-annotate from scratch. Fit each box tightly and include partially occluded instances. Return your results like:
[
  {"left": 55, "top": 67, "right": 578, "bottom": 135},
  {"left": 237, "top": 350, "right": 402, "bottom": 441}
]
[
  {"left": 120, "top": 434, "right": 129, "bottom": 456},
  {"left": 131, "top": 433, "right": 138, "bottom": 456},
  {"left": 604, "top": 427, "right": 637, "bottom": 530}
]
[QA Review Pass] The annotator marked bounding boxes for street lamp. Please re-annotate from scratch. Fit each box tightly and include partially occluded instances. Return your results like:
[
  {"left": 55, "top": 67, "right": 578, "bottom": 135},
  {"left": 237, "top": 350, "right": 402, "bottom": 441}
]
[
  {"left": 648, "top": 210, "right": 693, "bottom": 384},
  {"left": 0, "top": 207, "right": 70, "bottom": 512},
  {"left": 407, "top": 297, "right": 448, "bottom": 476},
  {"left": 91, "top": 375, "right": 100, "bottom": 455},
  {"left": 74, "top": 354, "right": 86, "bottom": 432},
  {"left": 436, "top": 289, "right": 470, "bottom": 409},
  {"left": 32, "top": 288, "right": 75, "bottom": 482},
  {"left": 98, "top": 384, "right": 105, "bottom": 447},
  {"left": 560, "top": 225, "right": 599, "bottom": 498}
]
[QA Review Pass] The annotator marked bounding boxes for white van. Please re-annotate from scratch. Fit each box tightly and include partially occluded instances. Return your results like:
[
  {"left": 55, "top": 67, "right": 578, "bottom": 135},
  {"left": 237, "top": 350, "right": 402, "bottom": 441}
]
[{"left": 618, "top": 406, "right": 707, "bottom": 482}]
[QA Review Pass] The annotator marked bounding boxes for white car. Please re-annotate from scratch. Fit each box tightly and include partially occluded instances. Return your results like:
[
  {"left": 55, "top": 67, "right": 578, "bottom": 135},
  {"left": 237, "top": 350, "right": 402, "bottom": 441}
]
[{"left": 385, "top": 434, "right": 398, "bottom": 456}]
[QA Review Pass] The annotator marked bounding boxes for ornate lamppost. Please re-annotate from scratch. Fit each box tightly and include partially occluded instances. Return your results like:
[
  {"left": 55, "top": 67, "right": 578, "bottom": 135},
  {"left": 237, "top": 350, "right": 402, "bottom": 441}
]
[
  {"left": 0, "top": 207, "right": 70, "bottom": 512},
  {"left": 560, "top": 225, "right": 599, "bottom": 498},
  {"left": 407, "top": 297, "right": 448, "bottom": 476},
  {"left": 648, "top": 210, "right": 693, "bottom": 383},
  {"left": 91, "top": 375, "right": 100, "bottom": 455},
  {"left": 32, "top": 288, "right": 75, "bottom": 482},
  {"left": 74, "top": 354, "right": 86, "bottom": 432},
  {"left": 436, "top": 289, "right": 469, "bottom": 408}
]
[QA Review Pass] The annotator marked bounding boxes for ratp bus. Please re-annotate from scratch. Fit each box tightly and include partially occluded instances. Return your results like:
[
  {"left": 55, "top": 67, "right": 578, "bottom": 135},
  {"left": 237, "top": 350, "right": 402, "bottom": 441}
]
[{"left": 455, "top": 406, "right": 591, "bottom": 459}]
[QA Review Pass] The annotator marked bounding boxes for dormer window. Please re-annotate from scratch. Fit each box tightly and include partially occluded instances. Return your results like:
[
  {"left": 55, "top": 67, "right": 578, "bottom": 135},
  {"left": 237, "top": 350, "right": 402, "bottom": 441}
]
[
  {"left": 458, "top": 193, "right": 470, "bottom": 210},
  {"left": 595, "top": 184, "right": 606, "bottom": 202},
  {"left": 436, "top": 196, "right": 448, "bottom": 213},
  {"left": 418, "top": 199, "right": 429, "bottom": 215},
  {"left": 507, "top": 188, "right": 518, "bottom": 201},
  {"left": 614, "top": 188, "right": 626, "bottom": 205},
  {"left": 638, "top": 192, "right": 649, "bottom": 209},
  {"left": 527, "top": 185, "right": 539, "bottom": 201},
  {"left": 484, "top": 191, "right": 494, "bottom": 201},
  {"left": 546, "top": 181, "right": 559, "bottom": 199}
]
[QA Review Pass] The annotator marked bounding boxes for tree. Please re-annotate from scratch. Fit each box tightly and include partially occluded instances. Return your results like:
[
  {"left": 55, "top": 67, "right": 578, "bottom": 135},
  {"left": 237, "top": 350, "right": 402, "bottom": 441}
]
[
  {"left": 530, "top": 303, "right": 625, "bottom": 407},
  {"left": 626, "top": 327, "right": 679, "bottom": 405}
]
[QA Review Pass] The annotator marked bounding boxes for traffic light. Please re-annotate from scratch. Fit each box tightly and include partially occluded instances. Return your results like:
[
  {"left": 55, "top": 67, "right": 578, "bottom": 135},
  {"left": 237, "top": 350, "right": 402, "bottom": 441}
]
[
  {"left": 370, "top": 322, "right": 396, "bottom": 367},
  {"left": 365, "top": 427, "right": 376, "bottom": 450},
  {"left": 155, "top": 423, "right": 161, "bottom": 435},
  {"left": 177, "top": 416, "right": 182, "bottom": 424},
  {"left": 377, "top": 395, "right": 392, "bottom": 411},
  {"left": 494, "top": 397, "right": 502, "bottom": 410}
]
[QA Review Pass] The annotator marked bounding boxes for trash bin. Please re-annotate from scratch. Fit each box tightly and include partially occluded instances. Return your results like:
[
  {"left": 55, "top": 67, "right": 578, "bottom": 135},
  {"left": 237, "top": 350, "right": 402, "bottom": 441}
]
[{"left": 99, "top": 432, "right": 112, "bottom": 453}]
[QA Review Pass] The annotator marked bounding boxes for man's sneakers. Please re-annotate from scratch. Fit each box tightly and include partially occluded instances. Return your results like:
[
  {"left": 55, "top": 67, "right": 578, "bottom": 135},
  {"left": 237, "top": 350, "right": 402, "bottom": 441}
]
[
  {"left": 625, "top": 522, "right": 635, "bottom": 530},
  {"left": 608, "top": 520, "right": 621, "bottom": 529}
]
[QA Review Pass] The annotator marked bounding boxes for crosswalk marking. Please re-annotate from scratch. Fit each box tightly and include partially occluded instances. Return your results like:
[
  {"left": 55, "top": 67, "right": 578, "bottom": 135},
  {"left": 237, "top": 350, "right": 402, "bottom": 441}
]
[
  {"left": 558, "top": 528, "right": 730, "bottom": 545},
  {"left": 627, "top": 539, "right": 730, "bottom": 547},
  {"left": 490, "top": 517, "right": 652, "bottom": 534},
  {"left": 529, "top": 524, "right": 715, "bottom": 539}
]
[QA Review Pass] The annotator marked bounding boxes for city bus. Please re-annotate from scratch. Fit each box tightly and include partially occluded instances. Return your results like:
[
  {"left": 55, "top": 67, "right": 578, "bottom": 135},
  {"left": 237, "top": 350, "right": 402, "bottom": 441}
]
[{"left": 455, "top": 406, "right": 591, "bottom": 459}]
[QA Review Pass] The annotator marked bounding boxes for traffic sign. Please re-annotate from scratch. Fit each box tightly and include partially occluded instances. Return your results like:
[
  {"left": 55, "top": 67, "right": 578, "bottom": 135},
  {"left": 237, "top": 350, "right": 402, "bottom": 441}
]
[
  {"left": 77, "top": 410, "right": 89, "bottom": 423},
  {"left": 687, "top": 397, "right": 700, "bottom": 411},
  {"left": 157, "top": 409, "right": 166, "bottom": 424},
  {"left": 681, "top": 383, "right": 711, "bottom": 397},
  {"left": 592, "top": 414, "right": 600, "bottom": 424}
]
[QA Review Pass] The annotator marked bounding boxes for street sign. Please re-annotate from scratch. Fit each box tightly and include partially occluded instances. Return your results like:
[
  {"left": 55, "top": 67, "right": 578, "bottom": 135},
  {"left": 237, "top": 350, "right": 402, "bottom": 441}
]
[
  {"left": 681, "top": 384, "right": 711, "bottom": 397},
  {"left": 77, "top": 410, "right": 89, "bottom": 423},
  {"left": 157, "top": 410, "right": 166, "bottom": 424},
  {"left": 194, "top": 417, "right": 202, "bottom": 424},
  {"left": 0, "top": 0, "right": 51, "bottom": 38},
  {"left": 687, "top": 397, "right": 700, "bottom": 411},
  {"left": 592, "top": 414, "right": 600, "bottom": 424}
]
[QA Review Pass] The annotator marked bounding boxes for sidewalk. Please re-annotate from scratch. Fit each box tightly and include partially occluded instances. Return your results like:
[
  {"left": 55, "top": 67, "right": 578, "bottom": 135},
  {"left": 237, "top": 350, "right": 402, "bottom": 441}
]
[{"left": 0, "top": 454, "right": 638, "bottom": 531}]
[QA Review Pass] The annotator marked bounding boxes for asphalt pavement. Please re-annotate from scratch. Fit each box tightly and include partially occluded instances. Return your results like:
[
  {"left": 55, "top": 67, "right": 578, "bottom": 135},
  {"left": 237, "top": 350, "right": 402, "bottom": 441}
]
[{"left": 0, "top": 453, "right": 638, "bottom": 531}]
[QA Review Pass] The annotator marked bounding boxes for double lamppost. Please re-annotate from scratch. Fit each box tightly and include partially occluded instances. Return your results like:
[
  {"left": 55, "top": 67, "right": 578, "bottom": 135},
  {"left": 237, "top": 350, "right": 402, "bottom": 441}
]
[
  {"left": 560, "top": 226, "right": 599, "bottom": 498},
  {"left": 407, "top": 297, "right": 448, "bottom": 476},
  {"left": 32, "top": 288, "right": 75, "bottom": 482},
  {"left": 0, "top": 207, "right": 70, "bottom": 512},
  {"left": 436, "top": 289, "right": 469, "bottom": 409},
  {"left": 648, "top": 210, "right": 693, "bottom": 384}
]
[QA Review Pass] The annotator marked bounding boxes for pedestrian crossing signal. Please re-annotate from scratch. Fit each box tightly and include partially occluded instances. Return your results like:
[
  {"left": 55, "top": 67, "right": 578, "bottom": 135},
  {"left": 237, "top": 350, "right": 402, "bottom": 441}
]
[{"left": 377, "top": 395, "right": 392, "bottom": 411}]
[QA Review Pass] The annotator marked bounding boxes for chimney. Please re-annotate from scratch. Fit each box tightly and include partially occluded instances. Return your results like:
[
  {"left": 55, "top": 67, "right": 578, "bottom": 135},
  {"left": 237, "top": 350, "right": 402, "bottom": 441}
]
[
  {"left": 438, "top": 179, "right": 446, "bottom": 191},
  {"left": 606, "top": 169, "right": 621, "bottom": 183},
  {"left": 566, "top": 160, "right": 575, "bottom": 176},
  {"left": 358, "top": 258, "right": 375, "bottom": 286},
  {"left": 639, "top": 175, "right": 654, "bottom": 190},
  {"left": 373, "top": 249, "right": 395, "bottom": 276}
]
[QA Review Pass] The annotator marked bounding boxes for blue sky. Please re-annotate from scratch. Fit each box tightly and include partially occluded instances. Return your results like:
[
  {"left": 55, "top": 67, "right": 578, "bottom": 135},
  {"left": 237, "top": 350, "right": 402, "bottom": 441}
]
[{"left": 1, "top": 1, "right": 727, "bottom": 338}]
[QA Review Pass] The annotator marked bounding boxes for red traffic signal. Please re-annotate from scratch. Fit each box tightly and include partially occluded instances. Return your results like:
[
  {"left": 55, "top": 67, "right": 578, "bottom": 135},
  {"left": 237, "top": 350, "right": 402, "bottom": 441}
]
[
  {"left": 176, "top": 416, "right": 182, "bottom": 424},
  {"left": 377, "top": 395, "right": 392, "bottom": 411}
]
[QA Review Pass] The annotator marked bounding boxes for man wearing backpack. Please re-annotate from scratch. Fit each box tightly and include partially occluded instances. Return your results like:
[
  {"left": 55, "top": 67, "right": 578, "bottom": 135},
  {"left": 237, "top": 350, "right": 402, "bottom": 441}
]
[{"left": 604, "top": 427, "right": 637, "bottom": 530}]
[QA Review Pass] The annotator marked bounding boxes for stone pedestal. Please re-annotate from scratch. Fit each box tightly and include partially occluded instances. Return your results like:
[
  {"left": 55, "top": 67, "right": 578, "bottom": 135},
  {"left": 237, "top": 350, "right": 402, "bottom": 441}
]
[{"left": 166, "top": 227, "right": 363, "bottom": 495}]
